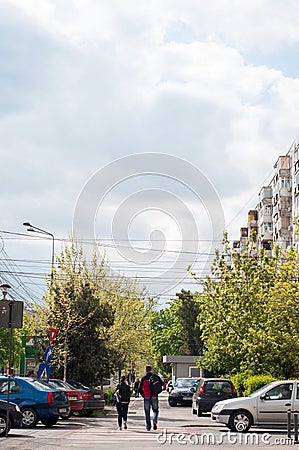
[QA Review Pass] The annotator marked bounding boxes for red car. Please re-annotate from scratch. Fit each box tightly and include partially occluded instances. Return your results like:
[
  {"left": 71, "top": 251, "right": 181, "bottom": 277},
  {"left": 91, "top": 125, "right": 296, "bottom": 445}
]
[
  {"left": 41, "top": 379, "right": 84, "bottom": 417},
  {"left": 67, "top": 380, "right": 105, "bottom": 417}
]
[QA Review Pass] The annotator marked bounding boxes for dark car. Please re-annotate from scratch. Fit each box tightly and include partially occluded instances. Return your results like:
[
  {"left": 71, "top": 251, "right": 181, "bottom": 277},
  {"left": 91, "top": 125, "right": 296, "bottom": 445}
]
[
  {"left": 0, "top": 377, "right": 70, "bottom": 427},
  {"left": 168, "top": 378, "right": 199, "bottom": 406},
  {"left": 0, "top": 399, "right": 23, "bottom": 437},
  {"left": 192, "top": 378, "right": 237, "bottom": 416},
  {"left": 67, "top": 380, "right": 105, "bottom": 416},
  {"left": 40, "top": 379, "right": 84, "bottom": 417}
]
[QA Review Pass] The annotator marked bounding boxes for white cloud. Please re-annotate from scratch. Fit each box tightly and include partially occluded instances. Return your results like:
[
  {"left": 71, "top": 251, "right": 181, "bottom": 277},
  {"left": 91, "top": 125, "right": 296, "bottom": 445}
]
[{"left": 1, "top": 0, "right": 299, "bottom": 301}]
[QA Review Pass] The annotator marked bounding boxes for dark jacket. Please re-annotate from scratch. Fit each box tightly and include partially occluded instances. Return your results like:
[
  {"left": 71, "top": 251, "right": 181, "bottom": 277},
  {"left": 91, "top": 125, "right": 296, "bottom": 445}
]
[
  {"left": 116, "top": 382, "right": 131, "bottom": 403},
  {"left": 138, "top": 372, "right": 152, "bottom": 398}
]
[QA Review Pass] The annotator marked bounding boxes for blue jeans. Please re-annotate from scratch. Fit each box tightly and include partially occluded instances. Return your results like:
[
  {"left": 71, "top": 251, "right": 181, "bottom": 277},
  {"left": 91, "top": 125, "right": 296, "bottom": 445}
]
[{"left": 143, "top": 396, "right": 158, "bottom": 430}]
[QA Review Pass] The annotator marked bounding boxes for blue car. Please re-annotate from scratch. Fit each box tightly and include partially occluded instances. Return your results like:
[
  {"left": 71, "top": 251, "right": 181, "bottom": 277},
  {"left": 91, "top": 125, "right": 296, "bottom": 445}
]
[{"left": 0, "top": 377, "right": 70, "bottom": 428}]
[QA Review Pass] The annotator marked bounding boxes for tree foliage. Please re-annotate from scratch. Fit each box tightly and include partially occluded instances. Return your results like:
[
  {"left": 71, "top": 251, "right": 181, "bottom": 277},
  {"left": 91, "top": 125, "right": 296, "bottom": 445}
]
[
  {"left": 150, "top": 289, "right": 203, "bottom": 374},
  {"left": 195, "top": 236, "right": 299, "bottom": 378},
  {"left": 0, "top": 313, "right": 33, "bottom": 373},
  {"left": 31, "top": 242, "right": 152, "bottom": 384}
]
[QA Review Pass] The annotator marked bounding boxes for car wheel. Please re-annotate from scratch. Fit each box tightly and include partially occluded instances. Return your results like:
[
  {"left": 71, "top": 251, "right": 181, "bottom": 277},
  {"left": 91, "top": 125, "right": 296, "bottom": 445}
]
[
  {"left": 0, "top": 413, "right": 10, "bottom": 437},
  {"left": 41, "top": 417, "right": 59, "bottom": 427},
  {"left": 21, "top": 407, "right": 38, "bottom": 428},
  {"left": 78, "top": 410, "right": 94, "bottom": 417},
  {"left": 229, "top": 410, "right": 252, "bottom": 432},
  {"left": 196, "top": 407, "right": 202, "bottom": 417},
  {"left": 168, "top": 398, "right": 177, "bottom": 407},
  {"left": 192, "top": 406, "right": 197, "bottom": 415}
]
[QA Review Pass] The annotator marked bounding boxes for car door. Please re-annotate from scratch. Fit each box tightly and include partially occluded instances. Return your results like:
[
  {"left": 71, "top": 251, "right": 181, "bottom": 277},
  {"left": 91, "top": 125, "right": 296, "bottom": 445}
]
[
  {"left": 257, "top": 382, "right": 293, "bottom": 424},
  {"left": 0, "top": 379, "right": 22, "bottom": 405}
]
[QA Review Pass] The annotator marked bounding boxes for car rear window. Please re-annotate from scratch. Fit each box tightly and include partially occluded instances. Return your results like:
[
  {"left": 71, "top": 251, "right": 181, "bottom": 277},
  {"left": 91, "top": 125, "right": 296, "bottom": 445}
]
[
  {"left": 30, "top": 380, "right": 54, "bottom": 390},
  {"left": 175, "top": 379, "right": 198, "bottom": 388},
  {"left": 205, "top": 381, "right": 233, "bottom": 394}
]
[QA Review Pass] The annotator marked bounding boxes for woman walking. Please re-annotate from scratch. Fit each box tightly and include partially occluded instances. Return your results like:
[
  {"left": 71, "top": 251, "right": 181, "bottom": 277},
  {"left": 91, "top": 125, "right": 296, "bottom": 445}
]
[{"left": 115, "top": 375, "right": 131, "bottom": 430}]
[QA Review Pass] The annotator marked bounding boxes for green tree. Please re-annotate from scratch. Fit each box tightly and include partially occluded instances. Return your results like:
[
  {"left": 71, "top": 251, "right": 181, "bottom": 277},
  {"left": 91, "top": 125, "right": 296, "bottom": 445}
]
[
  {"left": 151, "top": 302, "right": 184, "bottom": 374},
  {"left": 194, "top": 237, "right": 299, "bottom": 378},
  {"left": 0, "top": 312, "right": 33, "bottom": 373},
  {"left": 264, "top": 247, "right": 299, "bottom": 377},
  {"left": 31, "top": 241, "right": 153, "bottom": 384},
  {"left": 32, "top": 243, "right": 114, "bottom": 383},
  {"left": 150, "top": 289, "right": 203, "bottom": 374},
  {"left": 106, "top": 279, "right": 153, "bottom": 379},
  {"left": 175, "top": 289, "right": 203, "bottom": 356}
]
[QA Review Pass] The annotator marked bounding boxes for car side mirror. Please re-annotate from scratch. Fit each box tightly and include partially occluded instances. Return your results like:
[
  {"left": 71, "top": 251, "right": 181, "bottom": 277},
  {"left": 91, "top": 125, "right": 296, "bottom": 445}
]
[
  {"left": 260, "top": 394, "right": 266, "bottom": 400},
  {"left": 190, "top": 387, "right": 196, "bottom": 393}
]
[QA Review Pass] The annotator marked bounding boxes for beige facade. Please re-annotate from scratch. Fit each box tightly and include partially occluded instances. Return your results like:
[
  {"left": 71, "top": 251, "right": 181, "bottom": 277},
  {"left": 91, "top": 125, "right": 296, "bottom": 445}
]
[{"left": 236, "top": 138, "right": 299, "bottom": 253}]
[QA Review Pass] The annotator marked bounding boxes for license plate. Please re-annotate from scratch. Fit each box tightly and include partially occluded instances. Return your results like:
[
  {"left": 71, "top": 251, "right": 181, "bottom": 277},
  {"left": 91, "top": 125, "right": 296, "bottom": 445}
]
[
  {"left": 94, "top": 395, "right": 101, "bottom": 398},
  {"left": 69, "top": 396, "right": 77, "bottom": 401},
  {"left": 183, "top": 396, "right": 190, "bottom": 401},
  {"left": 59, "top": 408, "right": 67, "bottom": 413}
]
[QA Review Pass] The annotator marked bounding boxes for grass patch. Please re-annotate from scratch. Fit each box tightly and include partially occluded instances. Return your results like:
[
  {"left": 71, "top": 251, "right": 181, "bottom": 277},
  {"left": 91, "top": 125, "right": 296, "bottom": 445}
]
[{"left": 93, "top": 409, "right": 110, "bottom": 416}]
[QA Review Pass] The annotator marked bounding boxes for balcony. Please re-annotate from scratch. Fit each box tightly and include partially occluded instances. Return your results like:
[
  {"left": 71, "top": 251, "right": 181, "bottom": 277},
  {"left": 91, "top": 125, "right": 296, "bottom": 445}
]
[
  {"left": 258, "top": 186, "right": 272, "bottom": 203},
  {"left": 274, "top": 155, "right": 291, "bottom": 172}
]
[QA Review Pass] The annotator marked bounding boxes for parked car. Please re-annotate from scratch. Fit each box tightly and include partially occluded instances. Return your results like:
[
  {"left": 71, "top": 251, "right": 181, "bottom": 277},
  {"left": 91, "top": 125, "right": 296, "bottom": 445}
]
[
  {"left": 40, "top": 379, "right": 84, "bottom": 417},
  {"left": 166, "top": 380, "right": 173, "bottom": 392},
  {"left": 168, "top": 378, "right": 199, "bottom": 406},
  {"left": 99, "top": 378, "right": 118, "bottom": 391},
  {"left": 0, "top": 377, "right": 70, "bottom": 428},
  {"left": 67, "top": 380, "right": 105, "bottom": 416},
  {"left": 192, "top": 378, "right": 237, "bottom": 416},
  {"left": 162, "top": 378, "right": 171, "bottom": 391},
  {"left": 0, "top": 399, "right": 22, "bottom": 437},
  {"left": 211, "top": 380, "right": 299, "bottom": 432}
]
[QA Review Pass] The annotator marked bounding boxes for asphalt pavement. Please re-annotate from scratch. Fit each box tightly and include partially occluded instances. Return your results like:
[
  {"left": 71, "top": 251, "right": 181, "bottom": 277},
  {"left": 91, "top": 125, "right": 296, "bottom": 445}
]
[{"left": 0, "top": 391, "right": 295, "bottom": 449}]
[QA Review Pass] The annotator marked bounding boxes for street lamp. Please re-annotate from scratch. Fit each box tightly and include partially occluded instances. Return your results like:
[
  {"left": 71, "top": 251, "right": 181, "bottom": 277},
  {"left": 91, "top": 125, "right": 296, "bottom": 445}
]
[
  {"left": 23, "top": 222, "right": 55, "bottom": 281},
  {"left": 0, "top": 284, "right": 11, "bottom": 300},
  {"left": 0, "top": 283, "right": 12, "bottom": 437},
  {"left": 0, "top": 284, "right": 23, "bottom": 437}
]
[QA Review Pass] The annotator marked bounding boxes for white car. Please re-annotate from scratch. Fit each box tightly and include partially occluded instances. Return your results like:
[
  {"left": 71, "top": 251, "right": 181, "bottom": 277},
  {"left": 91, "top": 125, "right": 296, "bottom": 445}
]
[{"left": 211, "top": 380, "right": 298, "bottom": 432}]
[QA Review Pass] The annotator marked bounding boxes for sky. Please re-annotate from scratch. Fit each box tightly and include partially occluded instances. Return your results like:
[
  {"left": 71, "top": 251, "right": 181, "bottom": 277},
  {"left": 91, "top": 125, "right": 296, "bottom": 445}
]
[{"left": 1, "top": 0, "right": 299, "bottom": 307}]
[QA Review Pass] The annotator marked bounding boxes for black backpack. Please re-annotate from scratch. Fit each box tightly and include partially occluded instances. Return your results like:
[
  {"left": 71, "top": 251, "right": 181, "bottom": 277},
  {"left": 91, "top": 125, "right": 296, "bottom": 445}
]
[{"left": 149, "top": 373, "right": 163, "bottom": 396}]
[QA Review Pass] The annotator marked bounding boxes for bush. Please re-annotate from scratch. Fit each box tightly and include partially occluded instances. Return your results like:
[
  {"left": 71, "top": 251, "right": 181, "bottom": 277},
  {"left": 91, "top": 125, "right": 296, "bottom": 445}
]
[
  {"left": 229, "top": 373, "right": 277, "bottom": 396},
  {"left": 104, "top": 389, "right": 115, "bottom": 405},
  {"left": 229, "top": 372, "right": 249, "bottom": 397},
  {"left": 243, "top": 375, "right": 277, "bottom": 396}
]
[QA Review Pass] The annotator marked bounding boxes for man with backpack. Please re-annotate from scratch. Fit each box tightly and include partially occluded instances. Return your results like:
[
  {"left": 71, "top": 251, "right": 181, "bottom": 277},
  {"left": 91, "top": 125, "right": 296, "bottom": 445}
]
[{"left": 138, "top": 365, "right": 163, "bottom": 431}]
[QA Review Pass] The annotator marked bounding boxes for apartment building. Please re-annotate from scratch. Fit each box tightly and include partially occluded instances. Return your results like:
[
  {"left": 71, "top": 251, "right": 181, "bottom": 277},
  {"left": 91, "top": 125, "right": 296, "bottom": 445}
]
[{"left": 236, "top": 138, "right": 299, "bottom": 253}]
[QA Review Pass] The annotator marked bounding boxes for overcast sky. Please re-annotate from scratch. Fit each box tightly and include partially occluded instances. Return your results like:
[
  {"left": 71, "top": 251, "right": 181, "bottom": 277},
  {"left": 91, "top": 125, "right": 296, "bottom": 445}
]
[{"left": 1, "top": 0, "right": 299, "bottom": 306}]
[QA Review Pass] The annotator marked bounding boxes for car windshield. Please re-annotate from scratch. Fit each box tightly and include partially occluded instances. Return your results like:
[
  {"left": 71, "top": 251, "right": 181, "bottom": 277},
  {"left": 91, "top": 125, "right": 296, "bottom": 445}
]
[
  {"left": 174, "top": 379, "right": 197, "bottom": 388},
  {"left": 248, "top": 382, "right": 277, "bottom": 397}
]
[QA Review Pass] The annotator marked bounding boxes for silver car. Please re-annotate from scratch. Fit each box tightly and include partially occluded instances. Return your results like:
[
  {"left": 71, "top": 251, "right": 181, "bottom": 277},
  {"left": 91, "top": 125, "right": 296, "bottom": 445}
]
[{"left": 211, "top": 380, "right": 298, "bottom": 432}]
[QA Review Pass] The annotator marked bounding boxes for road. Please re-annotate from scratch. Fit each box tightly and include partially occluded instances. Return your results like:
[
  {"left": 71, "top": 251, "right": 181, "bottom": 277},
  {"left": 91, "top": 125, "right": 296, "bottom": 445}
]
[{"left": 0, "top": 391, "right": 295, "bottom": 449}]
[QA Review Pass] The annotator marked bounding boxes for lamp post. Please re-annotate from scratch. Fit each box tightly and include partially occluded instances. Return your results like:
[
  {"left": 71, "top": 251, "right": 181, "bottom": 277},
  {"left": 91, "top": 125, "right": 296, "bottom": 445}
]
[
  {"left": 0, "top": 284, "right": 24, "bottom": 437},
  {"left": 0, "top": 284, "right": 12, "bottom": 437},
  {"left": 23, "top": 222, "right": 55, "bottom": 281}
]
